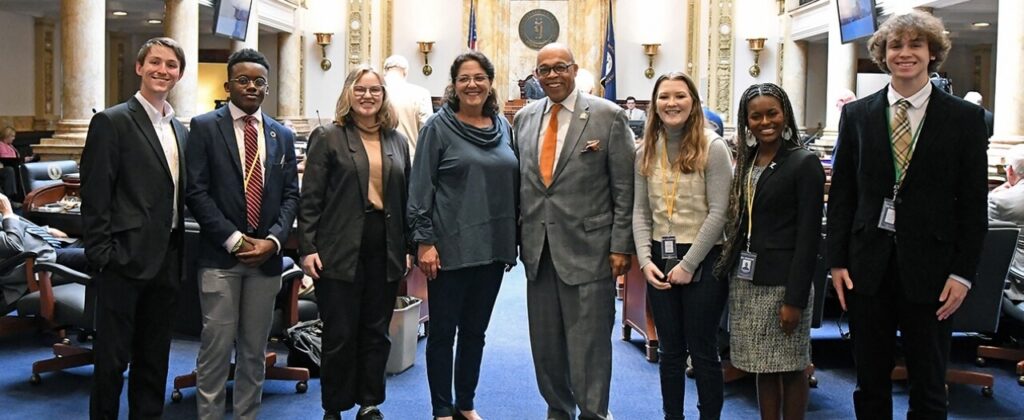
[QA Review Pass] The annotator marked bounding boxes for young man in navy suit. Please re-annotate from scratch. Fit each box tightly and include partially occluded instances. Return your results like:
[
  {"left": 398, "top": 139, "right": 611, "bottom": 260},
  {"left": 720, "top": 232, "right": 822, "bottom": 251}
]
[
  {"left": 82, "top": 37, "right": 189, "bottom": 420},
  {"left": 826, "top": 11, "right": 989, "bottom": 419},
  {"left": 185, "top": 48, "right": 299, "bottom": 420}
]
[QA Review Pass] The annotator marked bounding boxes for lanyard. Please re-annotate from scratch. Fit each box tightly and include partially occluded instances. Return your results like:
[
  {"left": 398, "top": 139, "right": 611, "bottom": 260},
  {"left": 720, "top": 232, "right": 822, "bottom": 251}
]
[
  {"left": 885, "top": 106, "right": 925, "bottom": 197},
  {"left": 660, "top": 139, "right": 680, "bottom": 229},
  {"left": 743, "top": 155, "right": 759, "bottom": 252}
]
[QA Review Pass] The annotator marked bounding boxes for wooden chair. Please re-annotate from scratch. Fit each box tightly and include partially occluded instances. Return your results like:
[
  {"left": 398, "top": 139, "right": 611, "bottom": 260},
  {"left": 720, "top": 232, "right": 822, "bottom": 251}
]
[{"left": 170, "top": 259, "right": 311, "bottom": 402}]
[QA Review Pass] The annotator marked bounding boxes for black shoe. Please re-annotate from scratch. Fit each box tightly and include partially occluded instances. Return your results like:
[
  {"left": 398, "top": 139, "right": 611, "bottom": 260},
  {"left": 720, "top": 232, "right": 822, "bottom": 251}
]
[
  {"left": 323, "top": 412, "right": 342, "bottom": 420},
  {"left": 356, "top": 407, "right": 383, "bottom": 420}
]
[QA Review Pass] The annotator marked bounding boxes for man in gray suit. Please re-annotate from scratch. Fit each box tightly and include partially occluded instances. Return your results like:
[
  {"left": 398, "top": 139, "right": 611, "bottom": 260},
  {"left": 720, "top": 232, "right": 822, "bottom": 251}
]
[{"left": 513, "top": 43, "right": 634, "bottom": 420}]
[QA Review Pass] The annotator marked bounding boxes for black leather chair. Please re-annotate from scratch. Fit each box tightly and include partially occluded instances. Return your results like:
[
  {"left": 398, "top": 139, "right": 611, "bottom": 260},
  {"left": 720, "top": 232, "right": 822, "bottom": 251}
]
[{"left": 19, "top": 160, "right": 78, "bottom": 197}]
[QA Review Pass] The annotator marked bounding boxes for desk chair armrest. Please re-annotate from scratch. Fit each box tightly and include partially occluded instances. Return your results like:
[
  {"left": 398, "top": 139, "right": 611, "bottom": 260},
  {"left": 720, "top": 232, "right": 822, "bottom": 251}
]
[
  {"left": 281, "top": 265, "right": 305, "bottom": 327},
  {"left": 35, "top": 261, "right": 91, "bottom": 284},
  {"left": 0, "top": 251, "right": 37, "bottom": 274}
]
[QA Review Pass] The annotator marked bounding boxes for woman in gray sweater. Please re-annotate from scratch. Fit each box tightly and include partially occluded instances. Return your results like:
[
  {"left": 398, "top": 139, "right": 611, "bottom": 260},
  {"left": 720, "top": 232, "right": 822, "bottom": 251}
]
[
  {"left": 407, "top": 51, "right": 518, "bottom": 420},
  {"left": 632, "top": 72, "right": 733, "bottom": 420}
]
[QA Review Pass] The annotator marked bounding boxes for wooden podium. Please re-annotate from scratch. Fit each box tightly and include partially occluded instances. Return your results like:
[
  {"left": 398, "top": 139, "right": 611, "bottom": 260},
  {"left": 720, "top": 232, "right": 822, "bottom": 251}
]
[{"left": 620, "top": 255, "right": 659, "bottom": 362}]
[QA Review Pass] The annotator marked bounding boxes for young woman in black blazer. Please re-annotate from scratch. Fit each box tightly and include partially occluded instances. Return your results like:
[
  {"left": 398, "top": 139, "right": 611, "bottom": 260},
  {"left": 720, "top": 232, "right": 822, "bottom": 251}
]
[
  {"left": 297, "top": 66, "right": 411, "bottom": 420},
  {"left": 715, "top": 83, "right": 824, "bottom": 420}
]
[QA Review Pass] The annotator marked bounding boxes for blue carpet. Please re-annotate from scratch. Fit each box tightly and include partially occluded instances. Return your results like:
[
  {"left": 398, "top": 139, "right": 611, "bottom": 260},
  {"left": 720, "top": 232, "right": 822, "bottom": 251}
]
[{"left": 1, "top": 264, "right": 1023, "bottom": 419}]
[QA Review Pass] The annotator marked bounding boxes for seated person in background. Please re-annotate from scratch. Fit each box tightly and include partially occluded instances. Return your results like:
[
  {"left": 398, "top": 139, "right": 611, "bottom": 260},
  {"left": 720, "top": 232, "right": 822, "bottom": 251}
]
[
  {"left": 624, "top": 96, "right": 647, "bottom": 121},
  {"left": 0, "top": 192, "right": 88, "bottom": 311},
  {"left": 989, "top": 145, "right": 1024, "bottom": 301},
  {"left": 0, "top": 127, "right": 28, "bottom": 197}
]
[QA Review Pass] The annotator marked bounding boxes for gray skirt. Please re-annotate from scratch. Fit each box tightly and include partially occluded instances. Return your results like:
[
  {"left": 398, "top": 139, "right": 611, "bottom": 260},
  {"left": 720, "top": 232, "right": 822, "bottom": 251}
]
[{"left": 728, "top": 276, "right": 813, "bottom": 373}]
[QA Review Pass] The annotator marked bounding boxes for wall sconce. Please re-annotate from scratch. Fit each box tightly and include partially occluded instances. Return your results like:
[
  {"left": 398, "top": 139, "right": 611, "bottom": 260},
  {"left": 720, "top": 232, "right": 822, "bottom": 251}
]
[
  {"left": 314, "top": 32, "right": 333, "bottom": 71},
  {"left": 642, "top": 43, "right": 660, "bottom": 79},
  {"left": 418, "top": 41, "right": 435, "bottom": 76},
  {"left": 746, "top": 37, "right": 767, "bottom": 77}
]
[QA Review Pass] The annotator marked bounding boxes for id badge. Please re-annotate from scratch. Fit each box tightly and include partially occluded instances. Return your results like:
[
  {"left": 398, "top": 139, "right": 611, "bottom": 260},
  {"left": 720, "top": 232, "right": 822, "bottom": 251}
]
[
  {"left": 736, "top": 250, "right": 757, "bottom": 281},
  {"left": 878, "top": 198, "right": 896, "bottom": 232},
  {"left": 661, "top": 235, "right": 677, "bottom": 259}
]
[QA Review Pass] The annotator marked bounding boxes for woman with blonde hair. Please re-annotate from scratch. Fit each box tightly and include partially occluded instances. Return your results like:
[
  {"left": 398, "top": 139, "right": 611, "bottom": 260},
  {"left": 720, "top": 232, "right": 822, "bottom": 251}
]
[
  {"left": 632, "top": 71, "right": 733, "bottom": 420},
  {"left": 298, "top": 65, "right": 411, "bottom": 420}
]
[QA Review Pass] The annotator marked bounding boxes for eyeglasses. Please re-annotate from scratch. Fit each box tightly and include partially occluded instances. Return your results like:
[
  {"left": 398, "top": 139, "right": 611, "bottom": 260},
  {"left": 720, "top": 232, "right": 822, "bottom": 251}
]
[
  {"left": 230, "top": 76, "right": 268, "bottom": 88},
  {"left": 534, "top": 63, "right": 574, "bottom": 77},
  {"left": 456, "top": 75, "right": 490, "bottom": 85},
  {"left": 353, "top": 85, "right": 385, "bottom": 97}
]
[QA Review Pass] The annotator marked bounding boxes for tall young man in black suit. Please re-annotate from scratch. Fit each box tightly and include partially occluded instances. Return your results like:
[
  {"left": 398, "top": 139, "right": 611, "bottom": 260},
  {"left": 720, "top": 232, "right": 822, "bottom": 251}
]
[
  {"left": 185, "top": 48, "right": 299, "bottom": 420},
  {"left": 826, "top": 12, "right": 989, "bottom": 419},
  {"left": 81, "top": 37, "right": 188, "bottom": 419}
]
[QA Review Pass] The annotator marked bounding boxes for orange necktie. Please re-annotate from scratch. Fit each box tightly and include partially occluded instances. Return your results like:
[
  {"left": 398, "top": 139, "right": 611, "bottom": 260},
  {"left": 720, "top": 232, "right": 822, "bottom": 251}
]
[{"left": 540, "top": 103, "right": 562, "bottom": 186}]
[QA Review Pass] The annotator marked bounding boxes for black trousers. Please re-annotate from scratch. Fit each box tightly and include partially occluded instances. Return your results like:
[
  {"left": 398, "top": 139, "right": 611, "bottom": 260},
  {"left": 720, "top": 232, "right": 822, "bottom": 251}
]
[
  {"left": 316, "top": 211, "right": 399, "bottom": 413},
  {"left": 425, "top": 262, "right": 504, "bottom": 417},
  {"left": 90, "top": 239, "right": 181, "bottom": 420},
  {"left": 847, "top": 250, "right": 952, "bottom": 420}
]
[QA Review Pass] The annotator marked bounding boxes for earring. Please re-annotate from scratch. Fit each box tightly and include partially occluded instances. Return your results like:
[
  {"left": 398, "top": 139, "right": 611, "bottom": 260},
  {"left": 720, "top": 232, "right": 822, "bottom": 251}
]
[
  {"left": 745, "top": 129, "right": 757, "bottom": 147},
  {"left": 782, "top": 126, "right": 793, "bottom": 141}
]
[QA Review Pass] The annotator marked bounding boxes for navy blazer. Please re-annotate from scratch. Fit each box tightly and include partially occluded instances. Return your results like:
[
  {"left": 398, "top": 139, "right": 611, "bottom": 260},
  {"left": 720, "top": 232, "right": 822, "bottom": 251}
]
[
  {"left": 185, "top": 105, "right": 300, "bottom": 275},
  {"left": 721, "top": 146, "right": 825, "bottom": 308},
  {"left": 81, "top": 96, "right": 188, "bottom": 280},
  {"left": 826, "top": 86, "right": 989, "bottom": 303}
]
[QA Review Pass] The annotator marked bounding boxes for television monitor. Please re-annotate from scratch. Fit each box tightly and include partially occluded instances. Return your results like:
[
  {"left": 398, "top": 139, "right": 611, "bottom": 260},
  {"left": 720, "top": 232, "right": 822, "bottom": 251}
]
[
  {"left": 212, "top": 0, "right": 254, "bottom": 42},
  {"left": 836, "top": 0, "right": 877, "bottom": 44}
]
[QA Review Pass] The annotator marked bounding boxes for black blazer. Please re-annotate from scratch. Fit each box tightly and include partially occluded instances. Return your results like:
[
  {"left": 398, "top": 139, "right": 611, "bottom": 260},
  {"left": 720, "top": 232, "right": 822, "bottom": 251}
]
[
  {"left": 722, "top": 146, "right": 824, "bottom": 308},
  {"left": 826, "top": 86, "right": 989, "bottom": 303},
  {"left": 185, "top": 106, "right": 300, "bottom": 275},
  {"left": 80, "top": 96, "right": 188, "bottom": 280},
  {"left": 297, "top": 124, "right": 411, "bottom": 282}
]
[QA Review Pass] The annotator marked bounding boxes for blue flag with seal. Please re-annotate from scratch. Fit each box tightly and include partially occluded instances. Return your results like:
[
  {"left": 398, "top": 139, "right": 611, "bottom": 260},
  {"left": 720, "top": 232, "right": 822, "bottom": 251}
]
[{"left": 599, "top": 1, "right": 616, "bottom": 100}]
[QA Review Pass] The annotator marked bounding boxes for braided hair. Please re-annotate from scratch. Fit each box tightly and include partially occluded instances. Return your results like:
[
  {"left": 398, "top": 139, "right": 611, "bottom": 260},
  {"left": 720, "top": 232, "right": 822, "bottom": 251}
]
[{"left": 713, "top": 82, "right": 803, "bottom": 278}]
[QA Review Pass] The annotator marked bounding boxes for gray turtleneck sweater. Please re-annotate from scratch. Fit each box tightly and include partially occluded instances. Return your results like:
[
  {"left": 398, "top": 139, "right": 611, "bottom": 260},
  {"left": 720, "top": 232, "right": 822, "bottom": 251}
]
[{"left": 632, "top": 126, "right": 733, "bottom": 274}]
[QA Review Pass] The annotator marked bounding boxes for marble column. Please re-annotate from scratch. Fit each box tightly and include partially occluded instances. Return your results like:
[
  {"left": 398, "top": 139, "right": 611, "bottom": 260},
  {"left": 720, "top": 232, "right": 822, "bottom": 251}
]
[
  {"left": 821, "top": 15, "right": 856, "bottom": 146},
  {"left": 232, "top": 0, "right": 259, "bottom": 52},
  {"left": 991, "top": 0, "right": 1024, "bottom": 155},
  {"left": 779, "top": 11, "right": 807, "bottom": 128},
  {"left": 277, "top": 31, "right": 309, "bottom": 136},
  {"left": 165, "top": 0, "right": 198, "bottom": 121},
  {"left": 34, "top": 0, "right": 105, "bottom": 161}
]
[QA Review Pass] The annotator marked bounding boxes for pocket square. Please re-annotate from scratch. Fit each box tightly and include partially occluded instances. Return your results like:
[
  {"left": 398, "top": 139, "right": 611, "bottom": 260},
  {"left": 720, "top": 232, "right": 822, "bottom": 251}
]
[{"left": 582, "top": 140, "right": 601, "bottom": 153}]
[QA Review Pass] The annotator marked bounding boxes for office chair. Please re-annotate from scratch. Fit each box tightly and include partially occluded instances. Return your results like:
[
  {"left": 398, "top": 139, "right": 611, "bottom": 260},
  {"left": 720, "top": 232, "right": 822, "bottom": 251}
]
[
  {"left": 976, "top": 229, "right": 1024, "bottom": 387},
  {"left": 19, "top": 160, "right": 78, "bottom": 197},
  {"left": 891, "top": 222, "right": 1018, "bottom": 397},
  {"left": 170, "top": 258, "right": 311, "bottom": 402}
]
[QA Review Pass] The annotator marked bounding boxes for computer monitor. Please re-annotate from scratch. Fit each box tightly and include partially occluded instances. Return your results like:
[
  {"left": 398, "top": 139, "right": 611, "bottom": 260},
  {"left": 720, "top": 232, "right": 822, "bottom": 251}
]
[
  {"left": 212, "top": 0, "right": 254, "bottom": 42},
  {"left": 628, "top": 120, "right": 644, "bottom": 139},
  {"left": 836, "top": 0, "right": 877, "bottom": 44}
]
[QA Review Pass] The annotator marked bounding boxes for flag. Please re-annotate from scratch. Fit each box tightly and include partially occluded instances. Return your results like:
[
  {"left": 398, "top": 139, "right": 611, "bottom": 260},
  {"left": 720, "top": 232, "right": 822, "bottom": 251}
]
[
  {"left": 599, "top": 1, "right": 616, "bottom": 100},
  {"left": 467, "top": 0, "right": 478, "bottom": 50}
]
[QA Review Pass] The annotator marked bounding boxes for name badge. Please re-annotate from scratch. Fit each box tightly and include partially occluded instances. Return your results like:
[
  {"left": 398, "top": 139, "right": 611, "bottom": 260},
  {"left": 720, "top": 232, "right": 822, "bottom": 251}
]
[
  {"left": 878, "top": 198, "right": 896, "bottom": 232},
  {"left": 661, "top": 235, "right": 677, "bottom": 259},
  {"left": 736, "top": 250, "right": 757, "bottom": 281}
]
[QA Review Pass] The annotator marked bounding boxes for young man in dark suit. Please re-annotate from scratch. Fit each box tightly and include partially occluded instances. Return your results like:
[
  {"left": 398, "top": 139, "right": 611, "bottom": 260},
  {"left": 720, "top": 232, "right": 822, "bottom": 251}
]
[
  {"left": 826, "top": 11, "right": 989, "bottom": 419},
  {"left": 185, "top": 48, "right": 299, "bottom": 420},
  {"left": 81, "top": 37, "right": 189, "bottom": 420}
]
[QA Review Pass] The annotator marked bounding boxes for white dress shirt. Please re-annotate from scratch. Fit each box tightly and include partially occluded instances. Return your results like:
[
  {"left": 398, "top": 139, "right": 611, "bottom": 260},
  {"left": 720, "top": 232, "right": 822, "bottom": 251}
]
[{"left": 134, "top": 91, "right": 180, "bottom": 230}]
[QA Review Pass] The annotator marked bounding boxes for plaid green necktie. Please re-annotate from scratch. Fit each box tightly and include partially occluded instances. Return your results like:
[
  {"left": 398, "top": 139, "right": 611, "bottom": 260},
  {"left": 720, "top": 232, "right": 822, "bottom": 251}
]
[{"left": 891, "top": 99, "right": 913, "bottom": 180}]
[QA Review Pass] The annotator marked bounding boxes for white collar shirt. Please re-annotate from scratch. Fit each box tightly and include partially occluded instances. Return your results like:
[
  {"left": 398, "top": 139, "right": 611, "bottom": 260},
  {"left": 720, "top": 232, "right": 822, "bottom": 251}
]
[
  {"left": 539, "top": 88, "right": 579, "bottom": 172},
  {"left": 134, "top": 91, "right": 180, "bottom": 229}
]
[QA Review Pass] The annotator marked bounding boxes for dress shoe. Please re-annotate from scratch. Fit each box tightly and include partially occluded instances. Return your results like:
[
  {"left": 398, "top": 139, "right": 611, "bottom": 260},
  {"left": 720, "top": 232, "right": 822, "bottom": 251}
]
[
  {"left": 323, "top": 412, "right": 342, "bottom": 420},
  {"left": 356, "top": 406, "right": 384, "bottom": 420}
]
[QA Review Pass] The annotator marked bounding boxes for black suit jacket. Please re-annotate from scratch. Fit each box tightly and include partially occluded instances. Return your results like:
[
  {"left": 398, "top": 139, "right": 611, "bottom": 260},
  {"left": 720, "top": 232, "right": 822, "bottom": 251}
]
[
  {"left": 826, "top": 86, "right": 989, "bottom": 303},
  {"left": 81, "top": 96, "right": 187, "bottom": 280},
  {"left": 185, "top": 106, "right": 300, "bottom": 275},
  {"left": 722, "top": 146, "right": 825, "bottom": 308},
  {"left": 297, "top": 124, "right": 411, "bottom": 282}
]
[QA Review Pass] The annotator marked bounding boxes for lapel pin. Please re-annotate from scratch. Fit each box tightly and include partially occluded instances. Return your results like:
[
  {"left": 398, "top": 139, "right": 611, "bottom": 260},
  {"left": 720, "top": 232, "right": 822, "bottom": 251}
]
[
  {"left": 769, "top": 162, "right": 777, "bottom": 170},
  {"left": 270, "top": 130, "right": 277, "bottom": 139},
  {"left": 579, "top": 112, "right": 588, "bottom": 120}
]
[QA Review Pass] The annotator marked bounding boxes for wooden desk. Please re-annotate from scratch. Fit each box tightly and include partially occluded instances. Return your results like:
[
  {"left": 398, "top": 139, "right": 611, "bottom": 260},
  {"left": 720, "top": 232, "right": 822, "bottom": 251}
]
[
  {"left": 22, "top": 183, "right": 82, "bottom": 236},
  {"left": 621, "top": 255, "right": 658, "bottom": 362}
]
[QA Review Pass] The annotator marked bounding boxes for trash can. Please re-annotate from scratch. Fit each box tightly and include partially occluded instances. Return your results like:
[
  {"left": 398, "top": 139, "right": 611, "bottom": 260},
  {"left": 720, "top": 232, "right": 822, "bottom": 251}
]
[{"left": 386, "top": 296, "right": 422, "bottom": 374}]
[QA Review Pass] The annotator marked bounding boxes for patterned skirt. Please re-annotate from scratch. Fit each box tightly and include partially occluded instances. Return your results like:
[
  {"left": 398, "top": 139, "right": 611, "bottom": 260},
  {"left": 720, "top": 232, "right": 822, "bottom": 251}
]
[{"left": 728, "top": 276, "right": 813, "bottom": 373}]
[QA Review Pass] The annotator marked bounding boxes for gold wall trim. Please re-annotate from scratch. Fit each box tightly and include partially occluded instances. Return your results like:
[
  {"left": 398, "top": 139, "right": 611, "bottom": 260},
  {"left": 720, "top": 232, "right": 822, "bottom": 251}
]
[
  {"left": 34, "top": 19, "right": 56, "bottom": 131},
  {"left": 687, "top": 0, "right": 700, "bottom": 78},
  {"left": 707, "top": 0, "right": 734, "bottom": 124},
  {"left": 348, "top": 0, "right": 372, "bottom": 67},
  {"left": 464, "top": 0, "right": 511, "bottom": 105}
]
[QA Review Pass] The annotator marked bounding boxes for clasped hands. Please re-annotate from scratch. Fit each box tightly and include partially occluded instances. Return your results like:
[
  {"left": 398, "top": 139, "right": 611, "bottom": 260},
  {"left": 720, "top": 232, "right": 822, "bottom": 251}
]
[
  {"left": 234, "top": 235, "right": 276, "bottom": 267},
  {"left": 642, "top": 261, "right": 695, "bottom": 290}
]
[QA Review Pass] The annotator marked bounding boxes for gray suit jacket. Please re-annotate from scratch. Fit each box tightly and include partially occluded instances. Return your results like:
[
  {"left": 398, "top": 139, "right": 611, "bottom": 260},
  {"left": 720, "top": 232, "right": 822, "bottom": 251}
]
[
  {"left": 0, "top": 217, "right": 56, "bottom": 308},
  {"left": 513, "top": 92, "right": 635, "bottom": 285}
]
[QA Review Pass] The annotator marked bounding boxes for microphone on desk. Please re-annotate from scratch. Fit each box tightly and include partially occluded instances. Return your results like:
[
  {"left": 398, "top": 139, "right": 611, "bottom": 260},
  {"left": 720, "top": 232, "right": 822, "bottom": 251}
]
[{"left": 315, "top": 110, "right": 323, "bottom": 128}]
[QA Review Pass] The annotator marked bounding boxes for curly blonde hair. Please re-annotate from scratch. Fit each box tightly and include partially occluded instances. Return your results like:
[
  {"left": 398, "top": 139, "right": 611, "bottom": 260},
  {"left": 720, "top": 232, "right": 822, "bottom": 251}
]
[{"left": 868, "top": 11, "right": 951, "bottom": 74}]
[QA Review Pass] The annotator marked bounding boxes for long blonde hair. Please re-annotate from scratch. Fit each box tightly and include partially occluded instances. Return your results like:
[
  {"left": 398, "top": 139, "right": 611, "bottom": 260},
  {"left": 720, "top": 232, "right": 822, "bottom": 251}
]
[
  {"left": 334, "top": 65, "right": 398, "bottom": 130},
  {"left": 638, "top": 72, "right": 708, "bottom": 177}
]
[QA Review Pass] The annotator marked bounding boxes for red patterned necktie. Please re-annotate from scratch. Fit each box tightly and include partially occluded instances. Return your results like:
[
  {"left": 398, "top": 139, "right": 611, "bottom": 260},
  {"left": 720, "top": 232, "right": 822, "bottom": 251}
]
[{"left": 243, "top": 115, "right": 263, "bottom": 230}]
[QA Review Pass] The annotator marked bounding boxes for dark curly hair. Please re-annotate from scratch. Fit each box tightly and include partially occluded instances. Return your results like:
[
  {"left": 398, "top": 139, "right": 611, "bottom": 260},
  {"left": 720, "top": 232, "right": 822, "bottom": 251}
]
[
  {"left": 227, "top": 48, "right": 271, "bottom": 78},
  {"left": 443, "top": 51, "right": 500, "bottom": 117}
]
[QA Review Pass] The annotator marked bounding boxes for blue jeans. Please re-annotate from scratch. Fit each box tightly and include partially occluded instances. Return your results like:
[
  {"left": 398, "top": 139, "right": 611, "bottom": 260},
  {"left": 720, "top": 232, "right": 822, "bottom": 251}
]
[{"left": 647, "top": 243, "right": 728, "bottom": 420}]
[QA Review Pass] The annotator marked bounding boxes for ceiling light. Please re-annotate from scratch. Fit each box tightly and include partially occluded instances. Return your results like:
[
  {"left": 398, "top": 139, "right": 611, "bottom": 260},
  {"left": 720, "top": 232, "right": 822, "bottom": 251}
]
[
  {"left": 112, "top": 11, "right": 127, "bottom": 16},
  {"left": 972, "top": 22, "right": 990, "bottom": 28},
  {"left": 147, "top": 19, "right": 162, "bottom": 24}
]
